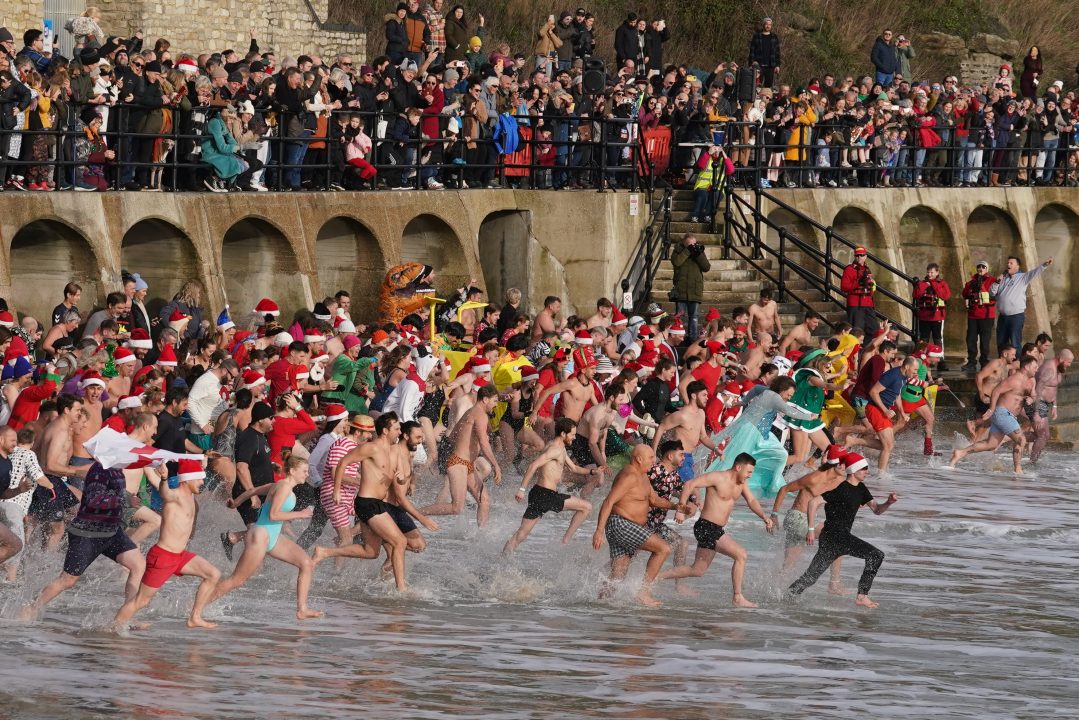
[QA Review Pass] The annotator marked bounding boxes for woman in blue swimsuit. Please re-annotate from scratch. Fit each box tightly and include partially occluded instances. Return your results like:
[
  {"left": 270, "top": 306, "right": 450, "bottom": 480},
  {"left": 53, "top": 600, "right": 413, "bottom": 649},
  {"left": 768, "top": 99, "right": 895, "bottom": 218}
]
[{"left": 211, "top": 456, "right": 323, "bottom": 620}]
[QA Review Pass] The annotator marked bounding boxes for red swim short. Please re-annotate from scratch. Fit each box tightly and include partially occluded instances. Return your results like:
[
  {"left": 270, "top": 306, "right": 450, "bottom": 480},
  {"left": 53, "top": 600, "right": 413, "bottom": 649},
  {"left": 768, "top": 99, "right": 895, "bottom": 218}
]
[
  {"left": 141, "top": 544, "right": 197, "bottom": 588},
  {"left": 865, "top": 404, "right": 894, "bottom": 433},
  {"left": 900, "top": 396, "right": 927, "bottom": 414}
]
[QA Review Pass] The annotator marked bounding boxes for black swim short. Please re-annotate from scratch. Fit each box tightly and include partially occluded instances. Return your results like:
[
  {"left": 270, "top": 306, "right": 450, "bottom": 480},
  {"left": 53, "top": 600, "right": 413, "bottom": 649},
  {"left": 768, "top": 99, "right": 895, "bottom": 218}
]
[
  {"left": 386, "top": 502, "right": 417, "bottom": 534},
  {"left": 523, "top": 485, "right": 569, "bottom": 519},
  {"left": 693, "top": 517, "right": 726, "bottom": 551},
  {"left": 568, "top": 433, "right": 594, "bottom": 467},
  {"left": 63, "top": 530, "right": 137, "bottom": 576},
  {"left": 975, "top": 395, "right": 990, "bottom": 416},
  {"left": 354, "top": 496, "right": 392, "bottom": 523},
  {"left": 28, "top": 477, "right": 80, "bottom": 523}
]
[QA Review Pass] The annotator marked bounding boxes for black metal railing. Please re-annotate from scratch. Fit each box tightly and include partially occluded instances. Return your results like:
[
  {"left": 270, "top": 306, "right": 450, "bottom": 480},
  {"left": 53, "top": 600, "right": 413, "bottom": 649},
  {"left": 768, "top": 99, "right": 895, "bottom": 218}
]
[
  {"left": 0, "top": 102, "right": 649, "bottom": 193},
  {"left": 621, "top": 184, "right": 672, "bottom": 313},
  {"left": 723, "top": 184, "right": 920, "bottom": 337}
]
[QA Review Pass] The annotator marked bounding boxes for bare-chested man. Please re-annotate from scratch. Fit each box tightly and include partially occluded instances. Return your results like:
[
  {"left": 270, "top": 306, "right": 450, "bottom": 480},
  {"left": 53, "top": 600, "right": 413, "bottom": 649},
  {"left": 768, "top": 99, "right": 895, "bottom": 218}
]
[
  {"left": 748, "top": 287, "right": 783, "bottom": 340},
  {"left": 1029, "top": 349, "right": 1072, "bottom": 464},
  {"left": 592, "top": 444, "right": 682, "bottom": 607},
  {"left": 742, "top": 332, "right": 774, "bottom": 380},
  {"left": 586, "top": 297, "right": 614, "bottom": 329},
  {"left": 566, "top": 382, "right": 628, "bottom": 498},
  {"left": 33, "top": 394, "right": 89, "bottom": 550},
  {"left": 968, "top": 344, "right": 1017, "bottom": 439},
  {"left": 778, "top": 310, "right": 821, "bottom": 355},
  {"left": 770, "top": 445, "right": 849, "bottom": 589},
  {"left": 531, "top": 295, "right": 562, "bottom": 342},
  {"left": 384, "top": 421, "right": 440, "bottom": 554},
  {"left": 106, "top": 349, "right": 137, "bottom": 407},
  {"left": 421, "top": 385, "right": 502, "bottom": 525},
  {"left": 530, "top": 348, "right": 599, "bottom": 425},
  {"left": 313, "top": 412, "right": 411, "bottom": 590},
  {"left": 122, "top": 413, "right": 163, "bottom": 544},
  {"left": 113, "top": 458, "right": 221, "bottom": 630},
  {"left": 950, "top": 354, "right": 1039, "bottom": 474},
  {"left": 651, "top": 380, "right": 716, "bottom": 484},
  {"left": 658, "top": 453, "right": 774, "bottom": 607},
  {"left": 503, "top": 417, "right": 598, "bottom": 554},
  {"left": 70, "top": 374, "right": 106, "bottom": 468}
]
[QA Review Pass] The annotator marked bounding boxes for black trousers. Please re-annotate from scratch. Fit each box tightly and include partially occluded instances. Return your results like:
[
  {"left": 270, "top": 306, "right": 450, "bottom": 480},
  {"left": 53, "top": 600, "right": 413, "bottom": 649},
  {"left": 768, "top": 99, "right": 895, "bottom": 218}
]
[
  {"left": 789, "top": 531, "right": 884, "bottom": 596},
  {"left": 918, "top": 319, "right": 944, "bottom": 345},
  {"left": 846, "top": 305, "right": 878, "bottom": 338},
  {"left": 965, "top": 317, "right": 993, "bottom": 366}
]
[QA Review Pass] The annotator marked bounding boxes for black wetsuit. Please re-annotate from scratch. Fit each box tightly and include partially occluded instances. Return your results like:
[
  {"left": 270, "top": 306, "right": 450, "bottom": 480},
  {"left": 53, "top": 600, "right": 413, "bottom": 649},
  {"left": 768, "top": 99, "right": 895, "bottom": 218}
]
[{"left": 788, "top": 479, "right": 884, "bottom": 596}]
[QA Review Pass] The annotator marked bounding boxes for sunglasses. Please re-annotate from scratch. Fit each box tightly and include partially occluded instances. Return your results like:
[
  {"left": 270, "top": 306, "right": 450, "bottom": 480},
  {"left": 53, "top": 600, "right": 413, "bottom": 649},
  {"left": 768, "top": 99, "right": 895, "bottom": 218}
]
[
  {"left": 133, "top": 62, "right": 144, "bottom": 68},
  {"left": 341, "top": 62, "right": 352, "bottom": 67}
]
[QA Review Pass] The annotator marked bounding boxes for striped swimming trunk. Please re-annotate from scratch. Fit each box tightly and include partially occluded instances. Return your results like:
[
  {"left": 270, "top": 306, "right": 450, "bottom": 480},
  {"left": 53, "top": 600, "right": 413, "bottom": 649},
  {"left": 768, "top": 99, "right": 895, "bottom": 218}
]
[{"left": 319, "top": 480, "right": 359, "bottom": 529}]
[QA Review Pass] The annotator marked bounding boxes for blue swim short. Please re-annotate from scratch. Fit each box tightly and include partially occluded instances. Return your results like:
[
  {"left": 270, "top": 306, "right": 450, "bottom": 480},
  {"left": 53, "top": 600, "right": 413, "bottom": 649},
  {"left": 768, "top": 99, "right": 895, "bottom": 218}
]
[{"left": 990, "top": 406, "right": 1021, "bottom": 436}]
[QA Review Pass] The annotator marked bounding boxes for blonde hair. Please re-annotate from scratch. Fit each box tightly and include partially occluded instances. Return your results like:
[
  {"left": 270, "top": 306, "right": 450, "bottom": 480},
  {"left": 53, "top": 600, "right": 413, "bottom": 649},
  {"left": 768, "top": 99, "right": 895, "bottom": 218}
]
[{"left": 177, "top": 280, "right": 203, "bottom": 306}]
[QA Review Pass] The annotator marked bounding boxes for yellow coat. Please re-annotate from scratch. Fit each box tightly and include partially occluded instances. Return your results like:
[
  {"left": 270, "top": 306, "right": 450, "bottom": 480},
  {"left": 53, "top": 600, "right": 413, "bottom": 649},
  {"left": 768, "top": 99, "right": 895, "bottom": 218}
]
[{"left": 784, "top": 106, "right": 817, "bottom": 163}]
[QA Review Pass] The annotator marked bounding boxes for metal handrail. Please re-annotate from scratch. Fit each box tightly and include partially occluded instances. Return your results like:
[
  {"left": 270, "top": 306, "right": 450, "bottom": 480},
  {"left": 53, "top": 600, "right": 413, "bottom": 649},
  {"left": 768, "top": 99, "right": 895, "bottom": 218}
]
[
  {"left": 724, "top": 185, "right": 917, "bottom": 337},
  {"left": 621, "top": 183, "right": 672, "bottom": 313}
]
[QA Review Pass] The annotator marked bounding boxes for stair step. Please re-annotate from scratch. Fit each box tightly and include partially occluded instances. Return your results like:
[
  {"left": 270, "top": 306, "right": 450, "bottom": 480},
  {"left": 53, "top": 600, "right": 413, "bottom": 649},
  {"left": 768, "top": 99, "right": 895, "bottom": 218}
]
[{"left": 654, "top": 268, "right": 759, "bottom": 282}]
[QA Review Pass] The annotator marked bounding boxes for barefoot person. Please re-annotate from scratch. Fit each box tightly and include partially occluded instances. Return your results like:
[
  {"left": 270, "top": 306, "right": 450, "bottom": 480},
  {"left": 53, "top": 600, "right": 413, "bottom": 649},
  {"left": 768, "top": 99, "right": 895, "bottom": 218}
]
[
  {"left": 651, "top": 381, "right": 716, "bottom": 483},
  {"left": 1029, "top": 349, "right": 1072, "bottom": 464},
  {"left": 566, "top": 381, "right": 628, "bottom": 498},
  {"left": 778, "top": 310, "right": 822, "bottom": 355},
  {"left": 966, "top": 345, "right": 1016, "bottom": 440},
  {"left": 748, "top": 287, "right": 783, "bottom": 340},
  {"left": 658, "top": 453, "right": 775, "bottom": 607},
  {"left": 421, "top": 385, "right": 501, "bottom": 526},
  {"left": 645, "top": 440, "right": 701, "bottom": 595},
  {"left": 835, "top": 356, "right": 921, "bottom": 472},
  {"left": 770, "top": 445, "right": 850, "bottom": 590},
  {"left": 313, "top": 413, "right": 412, "bottom": 591},
  {"left": 787, "top": 452, "right": 898, "bottom": 608},
  {"left": 212, "top": 455, "right": 323, "bottom": 619},
  {"left": 592, "top": 444, "right": 683, "bottom": 607},
  {"left": 949, "top": 354, "right": 1039, "bottom": 474},
  {"left": 27, "top": 457, "right": 147, "bottom": 619},
  {"left": 503, "top": 417, "right": 597, "bottom": 555},
  {"left": 113, "top": 459, "right": 222, "bottom": 630}
]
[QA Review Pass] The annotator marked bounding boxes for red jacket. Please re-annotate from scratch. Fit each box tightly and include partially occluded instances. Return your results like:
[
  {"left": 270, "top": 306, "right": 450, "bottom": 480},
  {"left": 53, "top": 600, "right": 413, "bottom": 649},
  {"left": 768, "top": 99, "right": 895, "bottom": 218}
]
[
  {"left": 8, "top": 380, "right": 57, "bottom": 430},
  {"left": 913, "top": 277, "right": 952, "bottom": 322},
  {"left": 962, "top": 274, "right": 997, "bottom": 320},
  {"left": 268, "top": 410, "right": 317, "bottom": 467},
  {"left": 841, "top": 263, "right": 875, "bottom": 308}
]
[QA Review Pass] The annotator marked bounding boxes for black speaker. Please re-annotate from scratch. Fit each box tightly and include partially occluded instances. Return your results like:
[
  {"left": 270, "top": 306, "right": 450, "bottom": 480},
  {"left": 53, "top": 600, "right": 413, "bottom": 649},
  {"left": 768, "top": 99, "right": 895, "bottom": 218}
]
[
  {"left": 737, "top": 66, "right": 757, "bottom": 102},
  {"left": 585, "top": 58, "right": 605, "bottom": 72},
  {"left": 583, "top": 58, "right": 606, "bottom": 94}
]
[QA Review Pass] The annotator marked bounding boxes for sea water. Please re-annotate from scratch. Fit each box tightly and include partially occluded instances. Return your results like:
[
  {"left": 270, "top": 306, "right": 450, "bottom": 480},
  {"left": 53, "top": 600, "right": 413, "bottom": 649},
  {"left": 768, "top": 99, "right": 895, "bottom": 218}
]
[{"left": 2, "top": 432, "right": 1077, "bottom": 719}]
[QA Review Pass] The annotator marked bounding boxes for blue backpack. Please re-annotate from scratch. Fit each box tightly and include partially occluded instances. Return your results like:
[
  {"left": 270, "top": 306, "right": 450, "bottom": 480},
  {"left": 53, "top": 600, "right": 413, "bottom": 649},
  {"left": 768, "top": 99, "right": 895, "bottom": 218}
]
[{"left": 492, "top": 113, "right": 520, "bottom": 154}]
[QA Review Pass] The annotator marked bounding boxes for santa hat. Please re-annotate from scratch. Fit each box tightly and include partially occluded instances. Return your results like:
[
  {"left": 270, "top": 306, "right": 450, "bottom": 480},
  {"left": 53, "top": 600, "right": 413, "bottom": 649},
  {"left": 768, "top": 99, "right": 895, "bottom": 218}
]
[
  {"left": 304, "top": 331, "right": 326, "bottom": 344},
  {"left": 705, "top": 340, "right": 725, "bottom": 355},
  {"left": 721, "top": 380, "right": 742, "bottom": 397},
  {"left": 117, "top": 394, "right": 143, "bottom": 410},
  {"left": 572, "top": 346, "right": 598, "bottom": 370},
  {"left": 216, "top": 306, "right": 235, "bottom": 331},
  {"left": 844, "top": 452, "right": 869, "bottom": 474},
  {"left": 467, "top": 357, "right": 492, "bottom": 375},
  {"left": 574, "top": 329, "right": 593, "bottom": 346},
  {"left": 113, "top": 347, "right": 136, "bottom": 365},
  {"left": 127, "top": 328, "right": 152, "bottom": 349},
  {"left": 80, "top": 371, "right": 107, "bottom": 389},
  {"left": 274, "top": 331, "right": 294, "bottom": 347},
  {"left": 324, "top": 403, "right": 348, "bottom": 422},
  {"left": 311, "top": 351, "right": 330, "bottom": 365},
  {"left": 611, "top": 308, "right": 628, "bottom": 326},
  {"left": 3, "top": 336, "right": 30, "bottom": 365},
  {"left": 705, "top": 308, "right": 722, "bottom": 323},
  {"left": 177, "top": 458, "right": 206, "bottom": 483},
  {"left": 552, "top": 347, "right": 570, "bottom": 362},
  {"left": 668, "top": 318, "right": 686, "bottom": 336},
  {"left": 255, "top": 298, "right": 280, "bottom": 317},
  {"left": 926, "top": 343, "right": 944, "bottom": 359},
  {"left": 472, "top": 376, "right": 490, "bottom": 388},
  {"left": 734, "top": 325, "right": 748, "bottom": 334},
  {"left": 0, "top": 310, "right": 14, "bottom": 328},
  {"left": 312, "top": 302, "right": 332, "bottom": 322},
  {"left": 242, "top": 370, "right": 266, "bottom": 390},
  {"left": 824, "top": 444, "right": 847, "bottom": 466},
  {"left": 520, "top": 366, "right": 539, "bottom": 383},
  {"left": 157, "top": 344, "right": 178, "bottom": 367},
  {"left": 176, "top": 58, "right": 199, "bottom": 74},
  {"left": 637, "top": 325, "right": 653, "bottom": 339},
  {"left": 168, "top": 308, "right": 190, "bottom": 332},
  {"left": 4, "top": 356, "right": 33, "bottom": 379},
  {"left": 336, "top": 319, "right": 357, "bottom": 334},
  {"left": 293, "top": 365, "right": 310, "bottom": 381}
]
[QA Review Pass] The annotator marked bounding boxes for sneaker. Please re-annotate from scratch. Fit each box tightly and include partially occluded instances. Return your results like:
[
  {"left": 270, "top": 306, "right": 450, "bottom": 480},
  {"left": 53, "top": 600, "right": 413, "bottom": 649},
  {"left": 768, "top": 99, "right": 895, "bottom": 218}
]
[
  {"left": 329, "top": 183, "right": 345, "bottom": 191},
  {"left": 203, "top": 177, "right": 226, "bottom": 193},
  {"left": 827, "top": 180, "right": 838, "bottom": 187},
  {"left": 124, "top": 181, "right": 142, "bottom": 191},
  {"left": 73, "top": 185, "right": 96, "bottom": 192},
  {"left": 759, "top": 179, "right": 772, "bottom": 189},
  {"left": 251, "top": 183, "right": 269, "bottom": 192},
  {"left": 7, "top": 178, "right": 25, "bottom": 190},
  {"left": 426, "top": 177, "right": 444, "bottom": 189},
  {"left": 959, "top": 362, "right": 976, "bottom": 373},
  {"left": 689, "top": 216, "right": 699, "bottom": 223}
]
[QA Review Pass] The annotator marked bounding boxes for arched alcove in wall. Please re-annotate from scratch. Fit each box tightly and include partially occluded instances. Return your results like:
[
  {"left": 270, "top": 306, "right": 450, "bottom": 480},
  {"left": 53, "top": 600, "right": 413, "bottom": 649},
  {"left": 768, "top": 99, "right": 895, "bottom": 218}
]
[
  {"left": 222, "top": 218, "right": 307, "bottom": 320},
  {"left": 122, "top": 219, "right": 202, "bottom": 321},
  {"left": 9, "top": 220, "right": 101, "bottom": 324},
  {"left": 315, "top": 217, "right": 385, "bottom": 323},
  {"left": 1033, "top": 204, "right": 1079, "bottom": 344},
  {"left": 401, "top": 214, "right": 470, "bottom": 295}
]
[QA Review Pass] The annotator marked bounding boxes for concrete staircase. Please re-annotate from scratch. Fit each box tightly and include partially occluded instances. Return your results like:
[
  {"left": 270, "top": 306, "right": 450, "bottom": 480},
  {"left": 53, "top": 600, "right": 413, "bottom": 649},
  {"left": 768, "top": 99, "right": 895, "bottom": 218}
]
[{"left": 648, "top": 189, "right": 843, "bottom": 333}]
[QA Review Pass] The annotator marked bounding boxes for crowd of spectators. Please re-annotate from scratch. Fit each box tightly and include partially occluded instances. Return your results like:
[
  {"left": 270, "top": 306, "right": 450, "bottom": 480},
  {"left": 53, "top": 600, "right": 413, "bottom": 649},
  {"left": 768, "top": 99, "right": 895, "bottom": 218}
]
[{"left": 1, "top": 6, "right": 1078, "bottom": 193}]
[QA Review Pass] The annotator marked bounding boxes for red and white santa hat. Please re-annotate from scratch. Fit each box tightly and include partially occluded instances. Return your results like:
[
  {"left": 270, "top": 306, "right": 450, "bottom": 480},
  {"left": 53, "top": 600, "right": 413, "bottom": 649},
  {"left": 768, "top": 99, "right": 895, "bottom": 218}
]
[
  {"left": 293, "top": 364, "right": 310, "bottom": 381},
  {"left": 0, "top": 310, "right": 14, "bottom": 328},
  {"left": 304, "top": 331, "right": 326, "bottom": 344},
  {"left": 844, "top": 451, "right": 869, "bottom": 474},
  {"left": 721, "top": 380, "right": 743, "bottom": 397},
  {"left": 468, "top": 357, "right": 492, "bottom": 375},
  {"left": 127, "top": 328, "right": 153, "bottom": 349},
  {"left": 113, "top": 347, "right": 136, "bottom": 365},
  {"left": 80, "top": 371, "right": 107, "bottom": 389},
  {"left": 668, "top": 318, "right": 686, "bottom": 336},
  {"left": 611, "top": 308, "right": 628, "bottom": 326},
  {"left": 117, "top": 394, "right": 143, "bottom": 410},
  {"left": 472, "top": 376, "right": 490, "bottom": 388},
  {"left": 157, "top": 344, "right": 178, "bottom": 367},
  {"left": 242, "top": 369, "right": 266, "bottom": 390},
  {"left": 520, "top": 365, "right": 539, "bottom": 383},
  {"left": 926, "top": 343, "right": 944, "bottom": 359},
  {"left": 177, "top": 458, "right": 205, "bottom": 483},
  {"left": 823, "top": 444, "right": 847, "bottom": 466},
  {"left": 637, "top": 324, "right": 653, "bottom": 339},
  {"left": 255, "top": 298, "right": 280, "bottom": 317},
  {"left": 176, "top": 58, "right": 199, "bottom": 74},
  {"left": 310, "top": 351, "right": 329, "bottom": 365},
  {"left": 574, "top": 329, "right": 593, "bottom": 346},
  {"left": 324, "top": 403, "right": 348, "bottom": 422},
  {"left": 168, "top": 308, "right": 190, "bottom": 331}
]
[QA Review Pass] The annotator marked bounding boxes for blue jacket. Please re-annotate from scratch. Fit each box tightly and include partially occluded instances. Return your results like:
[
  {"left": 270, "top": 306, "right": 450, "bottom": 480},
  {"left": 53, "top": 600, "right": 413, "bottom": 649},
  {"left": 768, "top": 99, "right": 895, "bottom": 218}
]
[
  {"left": 492, "top": 113, "right": 519, "bottom": 154},
  {"left": 871, "top": 37, "right": 899, "bottom": 74}
]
